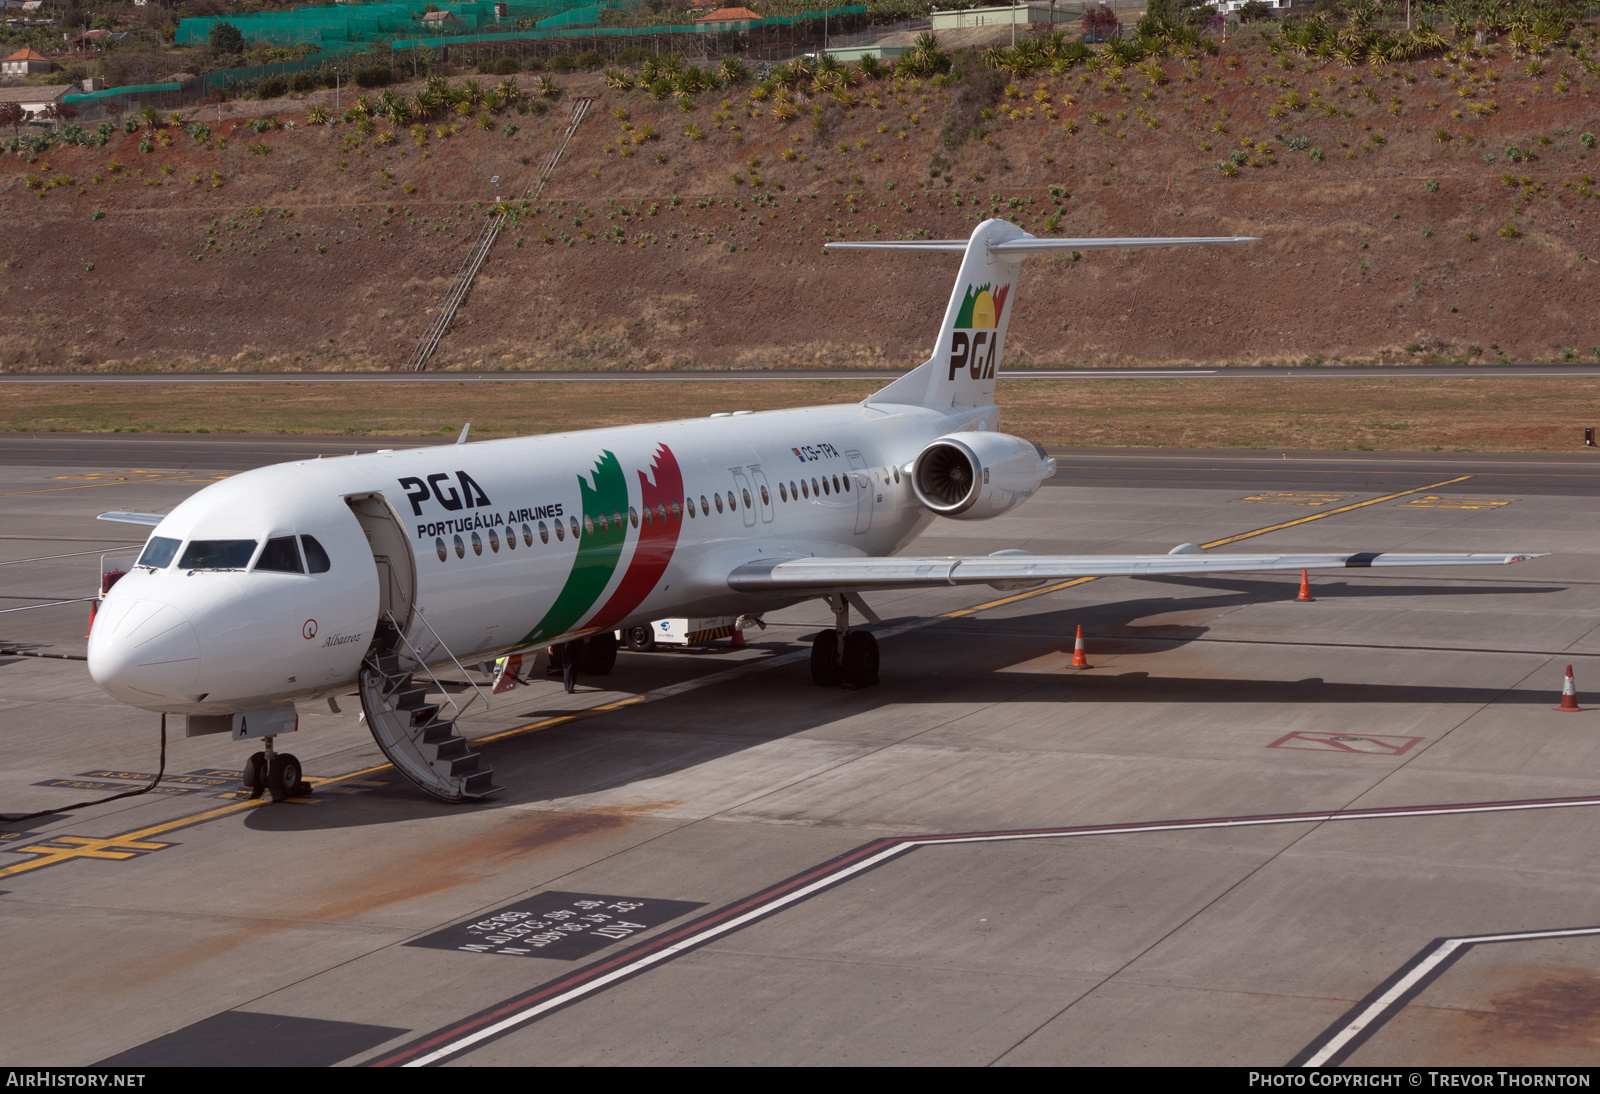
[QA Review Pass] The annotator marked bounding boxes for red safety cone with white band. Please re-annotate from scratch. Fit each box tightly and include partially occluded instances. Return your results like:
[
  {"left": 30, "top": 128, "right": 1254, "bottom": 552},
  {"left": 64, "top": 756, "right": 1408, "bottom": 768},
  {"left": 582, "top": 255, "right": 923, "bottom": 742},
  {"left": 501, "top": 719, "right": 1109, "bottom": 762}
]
[
  {"left": 1071, "top": 624, "right": 1092, "bottom": 669},
  {"left": 1555, "top": 664, "right": 1585, "bottom": 712},
  {"left": 1296, "top": 569, "right": 1315, "bottom": 602}
]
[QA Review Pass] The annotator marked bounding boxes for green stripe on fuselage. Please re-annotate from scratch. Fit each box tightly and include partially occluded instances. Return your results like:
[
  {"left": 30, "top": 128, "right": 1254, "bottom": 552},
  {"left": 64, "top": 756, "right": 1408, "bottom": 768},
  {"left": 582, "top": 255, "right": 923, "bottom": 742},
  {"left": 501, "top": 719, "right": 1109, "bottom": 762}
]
[{"left": 522, "top": 450, "right": 629, "bottom": 643}]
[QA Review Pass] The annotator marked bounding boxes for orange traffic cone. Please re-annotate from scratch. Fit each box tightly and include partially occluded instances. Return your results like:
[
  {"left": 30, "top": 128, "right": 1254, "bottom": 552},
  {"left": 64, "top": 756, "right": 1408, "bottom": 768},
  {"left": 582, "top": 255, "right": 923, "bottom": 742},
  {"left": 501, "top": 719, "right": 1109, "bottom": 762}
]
[
  {"left": 1071, "top": 624, "right": 1092, "bottom": 669},
  {"left": 1296, "top": 570, "right": 1315, "bottom": 602},
  {"left": 1555, "top": 664, "right": 1585, "bottom": 712},
  {"left": 85, "top": 599, "right": 98, "bottom": 640},
  {"left": 730, "top": 626, "right": 745, "bottom": 648}
]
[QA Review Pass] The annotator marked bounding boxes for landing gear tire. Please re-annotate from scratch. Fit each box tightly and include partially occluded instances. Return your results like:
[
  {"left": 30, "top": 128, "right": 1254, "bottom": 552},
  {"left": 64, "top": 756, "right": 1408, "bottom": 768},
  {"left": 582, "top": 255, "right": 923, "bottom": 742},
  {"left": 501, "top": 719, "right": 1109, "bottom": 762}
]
[
  {"left": 625, "top": 624, "right": 656, "bottom": 653},
  {"left": 810, "top": 630, "right": 841, "bottom": 687},
  {"left": 841, "top": 631, "right": 879, "bottom": 689},
  {"left": 267, "top": 753, "right": 303, "bottom": 802},
  {"left": 580, "top": 630, "right": 618, "bottom": 675},
  {"left": 241, "top": 752, "right": 267, "bottom": 800}
]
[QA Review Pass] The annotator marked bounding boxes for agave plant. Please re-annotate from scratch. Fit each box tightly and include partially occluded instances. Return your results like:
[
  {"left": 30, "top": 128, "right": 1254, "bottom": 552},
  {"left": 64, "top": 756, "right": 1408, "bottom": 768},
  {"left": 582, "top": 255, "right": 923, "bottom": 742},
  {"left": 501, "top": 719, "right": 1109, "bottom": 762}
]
[
  {"left": 789, "top": 53, "right": 817, "bottom": 87},
  {"left": 1105, "top": 38, "right": 1143, "bottom": 66},
  {"left": 718, "top": 57, "right": 750, "bottom": 86},
  {"left": 350, "top": 93, "right": 375, "bottom": 118},
  {"left": 768, "top": 62, "right": 798, "bottom": 91},
  {"left": 306, "top": 103, "right": 329, "bottom": 125},
  {"left": 898, "top": 32, "right": 952, "bottom": 78},
  {"left": 496, "top": 76, "right": 521, "bottom": 104},
  {"left": 646, "top": 78, "right": 672, "bottom": 101},
  {"left": 533, "top": 74, "right": 560, "bottom": 100},
  {"left": 602, "top": 68, "right": 633, "bottom": 90}
]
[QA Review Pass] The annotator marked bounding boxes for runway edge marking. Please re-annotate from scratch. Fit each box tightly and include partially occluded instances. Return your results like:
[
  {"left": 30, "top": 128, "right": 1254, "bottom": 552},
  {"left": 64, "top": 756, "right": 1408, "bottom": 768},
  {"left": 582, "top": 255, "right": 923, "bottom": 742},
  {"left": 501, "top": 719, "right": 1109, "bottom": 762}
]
[{"left": 369, "top": 793, "right": 1600, "bottom": 1067}]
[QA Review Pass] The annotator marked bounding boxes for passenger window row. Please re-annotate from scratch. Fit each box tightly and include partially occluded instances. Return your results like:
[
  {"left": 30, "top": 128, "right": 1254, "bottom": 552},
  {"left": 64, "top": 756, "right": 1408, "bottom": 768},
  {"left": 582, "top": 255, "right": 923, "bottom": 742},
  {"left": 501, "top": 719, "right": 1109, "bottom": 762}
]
[
  {"left": 435, "top": 503, "right": 678, "bottom": 561},
  {"left": 427, "top": 463, "right": 903, "bottom": 563},
  {"left": 775, "top": 465, "right": 899, "bottom": 504}
]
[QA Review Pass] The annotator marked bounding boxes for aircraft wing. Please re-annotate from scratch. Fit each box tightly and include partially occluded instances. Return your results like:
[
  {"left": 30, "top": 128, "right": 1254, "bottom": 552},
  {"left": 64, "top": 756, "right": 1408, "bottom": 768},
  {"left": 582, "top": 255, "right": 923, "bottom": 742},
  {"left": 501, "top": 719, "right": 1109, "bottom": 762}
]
[
  {"left": 97, "top": 511, "right": 164, "bottom": 527},
  {"left": 726, "top": 549, "right": 1541, "bottom": 593}
]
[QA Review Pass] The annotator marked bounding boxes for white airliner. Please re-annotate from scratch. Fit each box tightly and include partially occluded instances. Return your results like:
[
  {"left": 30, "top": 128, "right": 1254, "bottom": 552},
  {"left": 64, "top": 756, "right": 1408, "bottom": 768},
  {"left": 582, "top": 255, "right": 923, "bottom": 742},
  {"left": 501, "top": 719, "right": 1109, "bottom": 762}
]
[{"left": 87, "top": 219, "right": 1536, "bottom": 803}]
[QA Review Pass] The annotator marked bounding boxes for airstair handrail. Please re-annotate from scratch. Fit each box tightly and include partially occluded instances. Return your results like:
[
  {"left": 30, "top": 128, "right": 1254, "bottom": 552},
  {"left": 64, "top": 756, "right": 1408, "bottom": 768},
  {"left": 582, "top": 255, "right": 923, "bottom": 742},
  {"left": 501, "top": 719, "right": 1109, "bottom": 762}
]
[{"left": 390, "top": 607, "right": 492, "bottom": 719}]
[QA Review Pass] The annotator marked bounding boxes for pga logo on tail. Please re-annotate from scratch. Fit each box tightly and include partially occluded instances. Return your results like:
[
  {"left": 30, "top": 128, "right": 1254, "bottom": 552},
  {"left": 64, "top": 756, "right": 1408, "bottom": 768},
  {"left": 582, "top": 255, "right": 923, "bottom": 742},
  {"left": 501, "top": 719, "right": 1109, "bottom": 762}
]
[{"left": 948, "top": 282, "right": 1011, "bottom": 382}]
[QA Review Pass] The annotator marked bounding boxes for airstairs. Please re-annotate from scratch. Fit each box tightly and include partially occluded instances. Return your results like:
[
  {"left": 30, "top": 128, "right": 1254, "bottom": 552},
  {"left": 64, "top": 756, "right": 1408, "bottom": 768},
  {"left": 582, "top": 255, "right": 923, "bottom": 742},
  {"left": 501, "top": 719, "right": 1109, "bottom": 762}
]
[
  {"left": 403, "top": 96, "right": 594, "bottom": 372},
  {"left": 358, "top": 612, "right": 502, "bottom": 802}
]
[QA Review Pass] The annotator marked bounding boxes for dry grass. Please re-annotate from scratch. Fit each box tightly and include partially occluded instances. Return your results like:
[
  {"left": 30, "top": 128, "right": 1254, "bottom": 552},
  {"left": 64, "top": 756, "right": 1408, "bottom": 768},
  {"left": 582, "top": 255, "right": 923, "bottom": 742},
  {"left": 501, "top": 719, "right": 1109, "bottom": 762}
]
[{"left": 3, "top": 378, "right": 1598, "bottom": 452}]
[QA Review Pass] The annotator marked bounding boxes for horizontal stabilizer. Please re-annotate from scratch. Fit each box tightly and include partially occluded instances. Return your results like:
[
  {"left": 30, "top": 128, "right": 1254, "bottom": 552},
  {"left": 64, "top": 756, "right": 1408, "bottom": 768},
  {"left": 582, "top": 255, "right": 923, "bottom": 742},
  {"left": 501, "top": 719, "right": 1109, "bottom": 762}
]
[
  {"left": 728, "top": 551, "right": 1542, "bottom": 593},
  {"left": 826, "top": 235, "right": 1259, "bottom": 255},
  {"left": 97, "top": 511, "right": 164, "bottom": 527}
]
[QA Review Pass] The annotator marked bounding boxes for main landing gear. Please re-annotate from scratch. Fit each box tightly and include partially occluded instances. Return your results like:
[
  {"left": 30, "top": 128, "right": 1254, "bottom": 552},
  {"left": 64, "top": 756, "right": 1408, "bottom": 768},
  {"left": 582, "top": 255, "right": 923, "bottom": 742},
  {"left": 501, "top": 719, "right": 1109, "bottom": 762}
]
[
  {"left": 811, "top": 594, "right": 879, "bottom": 690},
  {"left": 239, "top": 735, "right": 309, "bottom": 802}
]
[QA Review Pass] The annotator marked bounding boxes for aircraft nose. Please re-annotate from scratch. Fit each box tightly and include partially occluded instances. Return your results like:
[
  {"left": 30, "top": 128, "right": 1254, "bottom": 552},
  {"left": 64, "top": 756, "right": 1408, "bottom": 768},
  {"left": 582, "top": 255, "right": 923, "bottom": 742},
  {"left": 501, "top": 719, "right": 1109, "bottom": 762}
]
[{"left": 88, "top": 598, "right": 202, "bottom": 708}]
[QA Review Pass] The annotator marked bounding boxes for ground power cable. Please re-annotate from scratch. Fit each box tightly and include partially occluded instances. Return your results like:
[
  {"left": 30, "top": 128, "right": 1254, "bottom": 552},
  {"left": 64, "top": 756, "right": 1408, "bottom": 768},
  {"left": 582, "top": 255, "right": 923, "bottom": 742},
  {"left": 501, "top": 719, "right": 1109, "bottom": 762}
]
[{"left": 0, "top": 714, "right": 166, "bottom": 823}]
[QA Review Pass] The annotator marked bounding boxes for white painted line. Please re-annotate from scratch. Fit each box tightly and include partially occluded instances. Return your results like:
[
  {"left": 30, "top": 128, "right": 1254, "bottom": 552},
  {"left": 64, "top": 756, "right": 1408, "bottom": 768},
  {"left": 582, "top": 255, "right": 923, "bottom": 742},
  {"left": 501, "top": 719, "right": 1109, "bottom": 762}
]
[
  {"left": 1301, "top": 938, "right": 1468, "bottom": 1067},
  {"left": 405, "top": 841, "right": 913, "bottom": 1065},
  {"left": 1300, "top": 924, "right": 1600, "bottom": 1066},
  {"left": 404, "top": 794, "right": 1600, "bottom": 1066}
]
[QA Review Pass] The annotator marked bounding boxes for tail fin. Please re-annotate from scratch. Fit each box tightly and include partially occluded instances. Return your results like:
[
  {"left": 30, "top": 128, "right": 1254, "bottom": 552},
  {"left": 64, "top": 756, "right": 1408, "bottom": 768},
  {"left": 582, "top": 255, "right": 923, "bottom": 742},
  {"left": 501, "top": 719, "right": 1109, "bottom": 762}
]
[{"left": 826, "top": 220, "right": 1257, "bottom": 410}]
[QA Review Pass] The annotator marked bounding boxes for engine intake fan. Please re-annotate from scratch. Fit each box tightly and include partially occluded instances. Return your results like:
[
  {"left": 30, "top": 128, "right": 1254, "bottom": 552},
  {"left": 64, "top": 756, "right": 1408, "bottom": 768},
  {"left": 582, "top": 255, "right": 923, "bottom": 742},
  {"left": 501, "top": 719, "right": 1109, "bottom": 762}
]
[
  {"left": 910, "top": 431, "right": 1055, "bottom": 520},
  {"left": 914, "top": 441, "right": 980, "bottom": 513}
]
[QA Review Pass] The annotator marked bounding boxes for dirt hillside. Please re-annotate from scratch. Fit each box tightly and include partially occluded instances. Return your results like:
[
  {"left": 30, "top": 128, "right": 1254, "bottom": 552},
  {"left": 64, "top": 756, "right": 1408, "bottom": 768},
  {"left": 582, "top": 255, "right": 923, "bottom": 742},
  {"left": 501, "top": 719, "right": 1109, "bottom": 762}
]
[{"left": 1, "top": 29, "right": 1596, "bottom": 373}]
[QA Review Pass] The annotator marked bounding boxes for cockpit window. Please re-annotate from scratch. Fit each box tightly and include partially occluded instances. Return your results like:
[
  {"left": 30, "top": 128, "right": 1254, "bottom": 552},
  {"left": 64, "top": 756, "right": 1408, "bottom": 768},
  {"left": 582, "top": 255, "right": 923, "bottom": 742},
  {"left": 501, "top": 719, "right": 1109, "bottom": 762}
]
[
  {"left": 137, "top": 536, "right": 181, "bottom": 569},
  {"left": 254, "top": 536, "right": 304, "bottom": 574},
  {"left": 301, "top": 535, "right": 332, "bottom": 574},
  {"left": 178, "top": 539, "right": 257, "bottom": 570}
]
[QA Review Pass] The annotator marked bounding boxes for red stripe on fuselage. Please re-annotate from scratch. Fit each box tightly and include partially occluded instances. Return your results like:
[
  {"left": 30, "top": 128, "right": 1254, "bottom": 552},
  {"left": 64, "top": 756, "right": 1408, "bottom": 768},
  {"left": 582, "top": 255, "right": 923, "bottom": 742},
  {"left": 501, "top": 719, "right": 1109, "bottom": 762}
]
[{"left": 587, "top": 444, "right": 684, "bottom": 631}]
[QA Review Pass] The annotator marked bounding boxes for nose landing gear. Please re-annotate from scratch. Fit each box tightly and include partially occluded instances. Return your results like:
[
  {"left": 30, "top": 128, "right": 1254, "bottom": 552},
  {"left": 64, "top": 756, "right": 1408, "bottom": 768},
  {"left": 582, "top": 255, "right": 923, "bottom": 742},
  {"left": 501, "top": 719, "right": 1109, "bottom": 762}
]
[
  {"left": 239, "top": 736, "right": 310, "bottom": 802},
  {"left": 810, "top": 594, "right": 879, "bottom": 690}
]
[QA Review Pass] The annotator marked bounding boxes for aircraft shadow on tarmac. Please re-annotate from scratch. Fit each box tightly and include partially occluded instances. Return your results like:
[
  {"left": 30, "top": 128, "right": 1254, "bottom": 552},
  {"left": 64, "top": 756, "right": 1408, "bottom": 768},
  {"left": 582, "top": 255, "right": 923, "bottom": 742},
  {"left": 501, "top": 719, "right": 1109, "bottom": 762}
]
[{"left": 242, "top": 574, "right": 1571, "bottom": 834}]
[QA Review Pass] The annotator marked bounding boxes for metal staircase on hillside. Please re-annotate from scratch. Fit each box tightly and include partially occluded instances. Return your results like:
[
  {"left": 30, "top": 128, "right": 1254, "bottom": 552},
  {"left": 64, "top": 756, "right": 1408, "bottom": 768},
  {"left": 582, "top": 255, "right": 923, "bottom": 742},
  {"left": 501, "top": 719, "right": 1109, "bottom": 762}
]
[
  {"left": 358, "top": 612, "right": 502, "bottom": 802},
  {"left": 403, "top": 96, "right": 594, "bottom": 372}
]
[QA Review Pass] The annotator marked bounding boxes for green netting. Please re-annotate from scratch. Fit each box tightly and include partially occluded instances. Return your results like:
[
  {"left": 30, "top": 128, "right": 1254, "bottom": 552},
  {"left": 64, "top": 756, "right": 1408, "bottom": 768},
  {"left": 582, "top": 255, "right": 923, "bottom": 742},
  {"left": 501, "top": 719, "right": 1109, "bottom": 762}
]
[
  {"left": 63, "top": 81, "right": 183, "bottom": 102},
  {"left": 536, "top": 3, "right": 611, "bottom": 27},
  {"left": 392, "top": 5, "right": 866, "bottom": 46},
  {"left": 176, "top": 0, "right": 591, "bottom": 48}
]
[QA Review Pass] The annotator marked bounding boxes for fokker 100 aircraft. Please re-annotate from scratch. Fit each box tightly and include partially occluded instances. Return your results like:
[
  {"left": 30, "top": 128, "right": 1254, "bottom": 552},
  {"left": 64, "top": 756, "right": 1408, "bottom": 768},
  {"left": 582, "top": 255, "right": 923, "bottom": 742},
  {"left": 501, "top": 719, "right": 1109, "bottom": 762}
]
[{"left": 87, "top": 219, "right": 1536, "bottom": 804}]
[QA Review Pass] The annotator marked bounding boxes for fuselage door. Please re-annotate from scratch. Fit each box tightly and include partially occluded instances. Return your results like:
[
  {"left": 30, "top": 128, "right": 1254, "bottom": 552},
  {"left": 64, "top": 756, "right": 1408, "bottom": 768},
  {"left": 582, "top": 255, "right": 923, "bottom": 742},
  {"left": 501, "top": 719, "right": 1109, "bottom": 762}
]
[
  {"left": 846, "top": 450, "right": 873, "bottom": 534},
  {"left": 345, "top": 493, "right": 417, "bottom": 639},
  {"left": 730, "top": 469, "right": 758, "bottom": 528},
  {"left": 749, "top": 466, "right": 775, "bottom": 524}
]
